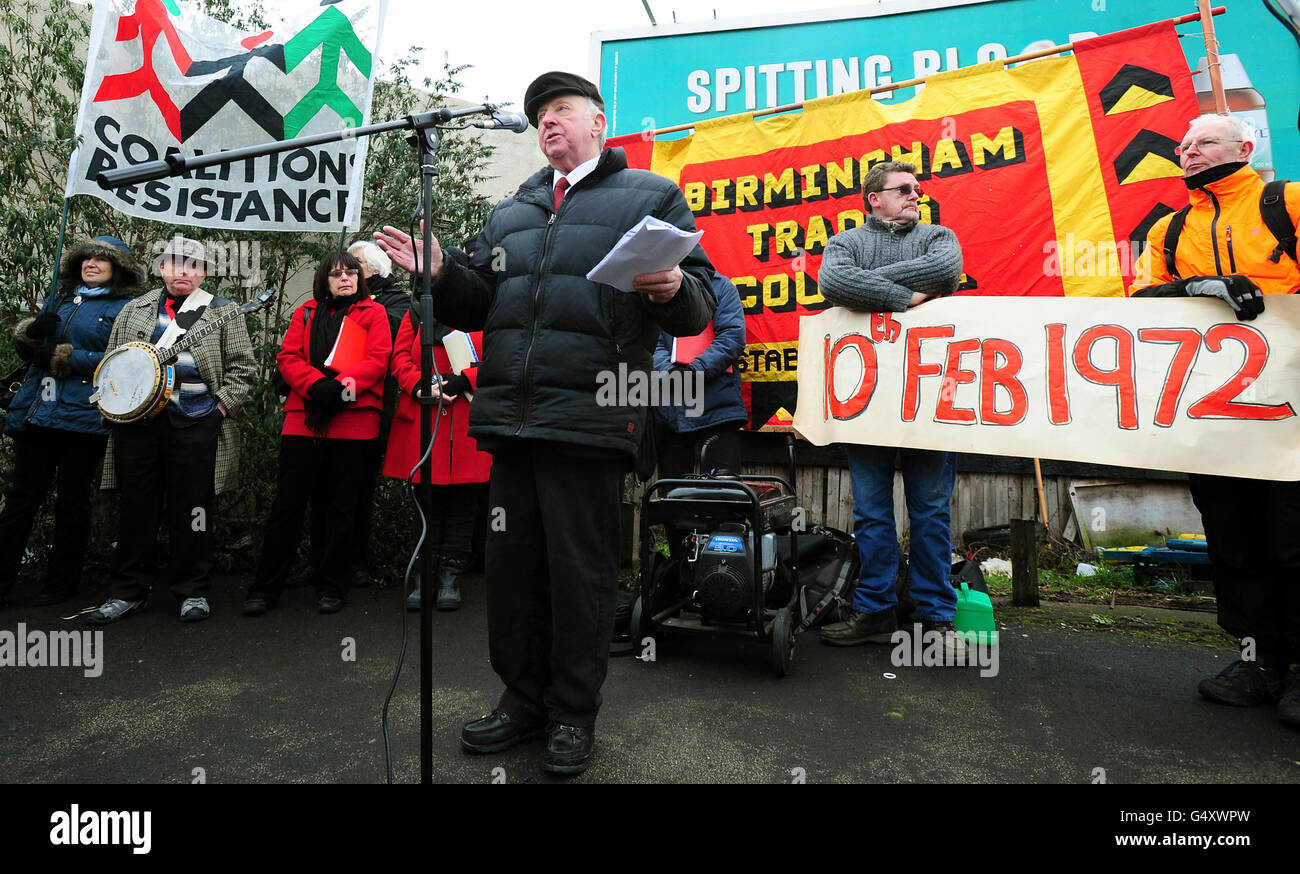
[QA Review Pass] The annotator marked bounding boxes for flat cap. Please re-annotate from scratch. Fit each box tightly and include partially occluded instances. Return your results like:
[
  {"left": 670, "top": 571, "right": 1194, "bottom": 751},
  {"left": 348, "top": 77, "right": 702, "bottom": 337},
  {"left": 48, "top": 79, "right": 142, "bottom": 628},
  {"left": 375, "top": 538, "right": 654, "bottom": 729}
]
[
  {"left": 523, "top": 71, "right": 604, "bottom": 127},
  {"left": 153, "top": 235, "right": 215, "bottom": 274}
]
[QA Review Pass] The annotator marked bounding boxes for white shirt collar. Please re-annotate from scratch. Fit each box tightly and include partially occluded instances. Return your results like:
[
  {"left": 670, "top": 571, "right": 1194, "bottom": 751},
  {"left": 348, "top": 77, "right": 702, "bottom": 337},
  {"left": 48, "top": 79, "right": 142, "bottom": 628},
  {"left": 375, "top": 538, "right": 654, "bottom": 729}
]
[{"left": 553, "top": 154, "right": 601, "bottom": 192}]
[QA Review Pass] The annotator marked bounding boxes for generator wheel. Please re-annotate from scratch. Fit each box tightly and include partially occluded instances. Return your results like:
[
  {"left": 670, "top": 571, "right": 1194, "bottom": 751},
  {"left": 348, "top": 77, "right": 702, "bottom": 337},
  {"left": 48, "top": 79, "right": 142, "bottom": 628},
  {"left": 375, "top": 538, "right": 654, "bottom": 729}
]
[
  {"left": 630, "top": 596, "right": 653, "bottom": 654},
  {"left": 771, "top": 607, "right": 795, "bottom": 676}
]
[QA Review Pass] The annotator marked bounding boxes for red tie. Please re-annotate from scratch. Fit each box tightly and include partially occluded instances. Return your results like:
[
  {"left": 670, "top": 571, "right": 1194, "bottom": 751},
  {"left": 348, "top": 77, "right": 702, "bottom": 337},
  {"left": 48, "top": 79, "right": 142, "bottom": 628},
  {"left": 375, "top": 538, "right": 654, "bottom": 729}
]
[{"left": 553, "top": 177, "right": 569, "bottom": 212}]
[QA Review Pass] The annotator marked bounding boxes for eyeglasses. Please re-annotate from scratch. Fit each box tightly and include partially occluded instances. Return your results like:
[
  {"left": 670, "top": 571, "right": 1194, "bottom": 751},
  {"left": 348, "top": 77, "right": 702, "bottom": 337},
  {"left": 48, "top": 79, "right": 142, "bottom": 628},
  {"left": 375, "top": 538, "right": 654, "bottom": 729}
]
[
  {"left": 877, "top": 183, "right": 924, "bottom": 197},
  {"left": 1174, "top": 137, "right": 1243, "bottom": 156},
  {"left": 328, "top": 269, "right": 359, "bottom": 278}
]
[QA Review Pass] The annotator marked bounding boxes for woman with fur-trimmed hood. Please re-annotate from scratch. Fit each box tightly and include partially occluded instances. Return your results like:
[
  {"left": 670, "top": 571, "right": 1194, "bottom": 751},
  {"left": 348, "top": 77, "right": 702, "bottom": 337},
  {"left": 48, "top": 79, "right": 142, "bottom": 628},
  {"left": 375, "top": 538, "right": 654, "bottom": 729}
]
[{"left": 0, "top": 235, "right": 143, "bottom": 607}]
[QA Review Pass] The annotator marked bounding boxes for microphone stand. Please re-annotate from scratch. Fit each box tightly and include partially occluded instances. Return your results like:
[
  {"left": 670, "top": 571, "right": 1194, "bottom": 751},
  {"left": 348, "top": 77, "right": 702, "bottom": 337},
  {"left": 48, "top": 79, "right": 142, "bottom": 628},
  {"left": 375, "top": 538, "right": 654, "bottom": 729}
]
[
  {"left": 410, "top": 118, "right": 439, "bottom": 790},
  {"left": 97, "top": 104, "right": 514, "bottom": 786}
]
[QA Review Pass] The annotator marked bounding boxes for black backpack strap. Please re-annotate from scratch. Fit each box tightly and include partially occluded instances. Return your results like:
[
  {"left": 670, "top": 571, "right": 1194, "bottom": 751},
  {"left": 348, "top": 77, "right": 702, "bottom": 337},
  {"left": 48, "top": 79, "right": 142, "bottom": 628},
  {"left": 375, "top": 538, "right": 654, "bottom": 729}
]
[
  {"left": 1162, "top": 205, "right": 1191, "bottom": 279},
  {"left": 1260, "top": 179, "right": 1297, "bottom": 265}
]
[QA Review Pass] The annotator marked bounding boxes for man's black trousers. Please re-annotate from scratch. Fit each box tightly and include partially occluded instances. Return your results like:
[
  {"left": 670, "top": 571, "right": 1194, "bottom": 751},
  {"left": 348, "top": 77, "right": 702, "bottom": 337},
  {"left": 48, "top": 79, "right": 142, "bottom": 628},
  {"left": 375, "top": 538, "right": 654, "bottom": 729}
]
[
  {"left": 485, "top": 444, "right": 624, "bottom": 730},
  {"left": 1189, "top": 472, "right": 1300, "bottom": 663},
  {"left": 109, "top": 413, "right": 221, "bottom": 602}
]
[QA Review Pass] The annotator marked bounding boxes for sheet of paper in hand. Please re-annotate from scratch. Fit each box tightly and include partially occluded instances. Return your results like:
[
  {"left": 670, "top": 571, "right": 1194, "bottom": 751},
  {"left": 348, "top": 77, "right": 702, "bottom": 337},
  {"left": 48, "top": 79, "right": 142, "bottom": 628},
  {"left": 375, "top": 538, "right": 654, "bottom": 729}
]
[
  {"left": 442, "top": 330, "right": 479, "bottom": 401},
  {"left": 586, "top": 215, "right": 703, "bottom": 293}
]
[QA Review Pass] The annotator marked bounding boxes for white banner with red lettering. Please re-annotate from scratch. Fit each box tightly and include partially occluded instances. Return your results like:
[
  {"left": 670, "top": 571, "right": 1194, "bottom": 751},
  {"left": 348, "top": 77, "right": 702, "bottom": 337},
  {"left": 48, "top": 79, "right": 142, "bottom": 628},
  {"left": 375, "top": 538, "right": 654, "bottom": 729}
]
[{"left": 793, "top": 296, "right": 1300, "bottom": 481}]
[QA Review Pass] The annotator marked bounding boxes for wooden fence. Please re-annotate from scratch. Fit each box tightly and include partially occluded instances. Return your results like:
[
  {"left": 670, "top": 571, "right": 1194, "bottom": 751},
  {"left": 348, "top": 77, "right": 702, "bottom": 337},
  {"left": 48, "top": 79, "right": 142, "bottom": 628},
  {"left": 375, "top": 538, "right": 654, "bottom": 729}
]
[{"left": 743, "top": 464, "right": 1077, "bottom": 541}]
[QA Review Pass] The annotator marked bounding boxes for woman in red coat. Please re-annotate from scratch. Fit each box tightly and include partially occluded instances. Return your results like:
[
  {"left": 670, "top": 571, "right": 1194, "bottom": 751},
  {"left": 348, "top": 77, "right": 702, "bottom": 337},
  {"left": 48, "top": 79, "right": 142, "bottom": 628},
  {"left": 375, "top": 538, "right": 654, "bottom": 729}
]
[
  {"left": 385, "top": 311, "right": 491, "bottom": 611},
  {"left": 244, "top": 251, "right": 393, "bottom": 616}
]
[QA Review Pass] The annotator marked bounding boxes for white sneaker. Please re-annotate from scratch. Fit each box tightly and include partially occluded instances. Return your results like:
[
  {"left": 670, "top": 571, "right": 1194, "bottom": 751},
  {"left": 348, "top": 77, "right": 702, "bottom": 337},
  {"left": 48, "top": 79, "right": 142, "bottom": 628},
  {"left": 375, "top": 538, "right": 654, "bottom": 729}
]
[
  {"left": 921, "top": 620, "right": 968, "bottom": 664},
  {"left": 86, "top": 598, "right": 144, "bottom": 626},
  {"left": 180, "top": 597, "right": 210, "bottom": 622}
]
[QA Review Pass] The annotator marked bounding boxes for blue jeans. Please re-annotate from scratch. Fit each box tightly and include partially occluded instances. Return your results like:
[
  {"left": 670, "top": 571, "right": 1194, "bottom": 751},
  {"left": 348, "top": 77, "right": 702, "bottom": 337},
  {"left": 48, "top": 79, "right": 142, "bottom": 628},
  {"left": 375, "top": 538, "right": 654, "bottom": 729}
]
[{"left": 846, "top": 445, "right": 956, "bottom": 621}]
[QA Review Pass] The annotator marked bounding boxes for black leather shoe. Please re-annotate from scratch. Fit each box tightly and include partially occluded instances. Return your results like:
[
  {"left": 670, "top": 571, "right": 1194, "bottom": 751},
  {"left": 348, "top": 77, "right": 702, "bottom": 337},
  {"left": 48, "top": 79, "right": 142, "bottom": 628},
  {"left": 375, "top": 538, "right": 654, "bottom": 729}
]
[
  {"left": 542, "top": 723, "right": 593, "bottom": 775},
  {"left": 351, "top": 566, "right": 373, "bottom": 589},
  {"left": 461, "top": 709, "right": 546, "bottom": 753},
  {"left": 1199, "top": 659, "right": 1283, "bottom": 706},
  {"left": 316, "top": 596, "right": 345, "bottom": 614},
  {"left": 242, "top": 597, "right": 270, "bottom": 617}
]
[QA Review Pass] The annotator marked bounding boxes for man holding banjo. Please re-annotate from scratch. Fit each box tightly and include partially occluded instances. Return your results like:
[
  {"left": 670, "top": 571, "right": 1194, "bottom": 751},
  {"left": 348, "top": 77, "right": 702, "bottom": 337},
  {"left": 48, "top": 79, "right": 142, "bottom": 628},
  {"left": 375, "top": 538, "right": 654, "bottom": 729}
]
[{"left": 88, "top": 236, "right": 257, "bottom": 625}]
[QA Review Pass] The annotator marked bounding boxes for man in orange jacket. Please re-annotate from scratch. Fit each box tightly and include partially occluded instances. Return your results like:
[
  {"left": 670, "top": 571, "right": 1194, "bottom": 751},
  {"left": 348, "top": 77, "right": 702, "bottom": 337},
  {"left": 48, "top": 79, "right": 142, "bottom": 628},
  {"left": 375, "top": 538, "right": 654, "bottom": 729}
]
[{"left": 1131, "top": 114, "right": 1300, "bottom": 729}]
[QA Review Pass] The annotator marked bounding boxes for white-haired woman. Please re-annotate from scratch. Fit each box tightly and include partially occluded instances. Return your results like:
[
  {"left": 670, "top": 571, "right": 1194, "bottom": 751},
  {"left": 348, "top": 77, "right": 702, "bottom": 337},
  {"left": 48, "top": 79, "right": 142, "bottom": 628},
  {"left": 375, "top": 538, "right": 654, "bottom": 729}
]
[{"left": 347, "top": 241, "right": 406, "bottom": 336}]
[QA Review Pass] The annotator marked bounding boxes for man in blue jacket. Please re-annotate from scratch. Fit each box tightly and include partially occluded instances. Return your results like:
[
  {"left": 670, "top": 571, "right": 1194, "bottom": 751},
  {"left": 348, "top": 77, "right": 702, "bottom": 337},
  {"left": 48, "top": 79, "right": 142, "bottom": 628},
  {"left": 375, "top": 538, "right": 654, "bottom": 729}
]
[{"left": 653, "top": 273, "right": 748, "bottom": 477}]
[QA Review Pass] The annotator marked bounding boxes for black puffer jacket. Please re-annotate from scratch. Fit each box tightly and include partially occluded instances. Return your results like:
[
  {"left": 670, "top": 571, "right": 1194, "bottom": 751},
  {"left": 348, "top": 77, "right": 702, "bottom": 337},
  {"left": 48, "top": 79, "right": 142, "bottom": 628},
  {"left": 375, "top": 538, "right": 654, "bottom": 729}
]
[{"left": 430, "top": 147, "right": 717, "bottom": 457}]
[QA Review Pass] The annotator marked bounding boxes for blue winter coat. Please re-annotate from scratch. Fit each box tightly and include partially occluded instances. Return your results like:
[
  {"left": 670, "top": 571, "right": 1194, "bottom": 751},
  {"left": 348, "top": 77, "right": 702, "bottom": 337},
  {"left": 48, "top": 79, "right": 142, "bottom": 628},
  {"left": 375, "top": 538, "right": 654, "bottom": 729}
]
[
  {"left": 654, "top": 274, "right": 748, "bottom": 433},
  {"left": 7, "top": 291, "right": 132, "bottom": 436}
]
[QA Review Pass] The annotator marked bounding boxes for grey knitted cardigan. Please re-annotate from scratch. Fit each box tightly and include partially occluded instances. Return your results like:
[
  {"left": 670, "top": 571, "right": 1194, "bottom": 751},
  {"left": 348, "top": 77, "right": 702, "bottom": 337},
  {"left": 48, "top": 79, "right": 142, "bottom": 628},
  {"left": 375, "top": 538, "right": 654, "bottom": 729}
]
[{"left": 817, "top": 215, "right": 963, "bottom": 312}]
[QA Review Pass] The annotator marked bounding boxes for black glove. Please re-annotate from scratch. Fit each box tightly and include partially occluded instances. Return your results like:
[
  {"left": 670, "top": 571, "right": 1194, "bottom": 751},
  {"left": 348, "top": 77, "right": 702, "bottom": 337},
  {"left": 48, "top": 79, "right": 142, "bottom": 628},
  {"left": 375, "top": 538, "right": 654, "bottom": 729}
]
[
  {"left": 1185, "top": 275, "right": 1265, "bottom": 321},
  {"left": 305, "top": 378, "right": 347, "bottom": 432},
  {"left": 30, "top": 344, "right": 55, "bottom": 371},
  {"left": 26, "top": 313, "right": 60, "bottom": 341},
  {"left": 309, "top": 377, "right": 347, "bottom": 409},
  {"left": 439, "top": 372, "right": 471, "bottom": 397}
]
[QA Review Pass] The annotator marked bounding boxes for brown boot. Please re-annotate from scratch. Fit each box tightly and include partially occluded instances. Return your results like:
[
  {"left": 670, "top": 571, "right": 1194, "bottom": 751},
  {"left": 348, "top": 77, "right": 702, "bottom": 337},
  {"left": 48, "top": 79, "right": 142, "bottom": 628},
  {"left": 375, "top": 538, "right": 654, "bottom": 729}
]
[{"left": 819, "top": 607, "right": 897, "bottom": 646}]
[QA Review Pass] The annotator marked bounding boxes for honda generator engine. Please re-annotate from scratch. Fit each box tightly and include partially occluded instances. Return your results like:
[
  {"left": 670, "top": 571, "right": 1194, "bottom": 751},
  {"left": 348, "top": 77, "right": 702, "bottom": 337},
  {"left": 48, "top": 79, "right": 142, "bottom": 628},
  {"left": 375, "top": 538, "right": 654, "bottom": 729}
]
[{"left": 688, "top": 522, "right": 778, "bottom": 622}]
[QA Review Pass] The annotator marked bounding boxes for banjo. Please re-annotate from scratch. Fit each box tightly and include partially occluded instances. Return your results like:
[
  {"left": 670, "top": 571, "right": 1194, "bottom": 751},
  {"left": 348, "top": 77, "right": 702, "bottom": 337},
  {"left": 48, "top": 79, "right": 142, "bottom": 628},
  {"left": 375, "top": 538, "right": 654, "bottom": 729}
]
[{"left": 91, "top": 287, "right": 277, "bottom": 424}]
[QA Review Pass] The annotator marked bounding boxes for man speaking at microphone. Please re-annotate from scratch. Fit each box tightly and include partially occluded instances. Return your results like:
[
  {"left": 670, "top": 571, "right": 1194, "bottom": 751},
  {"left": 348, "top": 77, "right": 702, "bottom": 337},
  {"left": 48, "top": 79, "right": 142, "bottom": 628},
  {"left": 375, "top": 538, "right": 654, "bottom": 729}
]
[{"left": 376, "top": 72, "right": 716, "bottom": 775}]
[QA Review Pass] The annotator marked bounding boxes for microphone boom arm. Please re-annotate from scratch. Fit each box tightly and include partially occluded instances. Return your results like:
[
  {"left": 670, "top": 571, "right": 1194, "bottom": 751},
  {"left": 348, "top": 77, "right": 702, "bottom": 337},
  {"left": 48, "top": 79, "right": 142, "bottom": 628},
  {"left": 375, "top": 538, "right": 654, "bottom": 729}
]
[{"left": 95, "top": 104, "right": 520, "bottom": 190}]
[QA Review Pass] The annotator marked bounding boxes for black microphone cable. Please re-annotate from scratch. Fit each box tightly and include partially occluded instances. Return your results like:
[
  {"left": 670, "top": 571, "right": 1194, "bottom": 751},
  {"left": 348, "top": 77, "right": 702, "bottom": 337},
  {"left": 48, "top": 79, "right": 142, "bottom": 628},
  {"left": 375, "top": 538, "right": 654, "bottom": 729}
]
[{"left": 381, "top": 376, "right": 444, "bottom": 785}]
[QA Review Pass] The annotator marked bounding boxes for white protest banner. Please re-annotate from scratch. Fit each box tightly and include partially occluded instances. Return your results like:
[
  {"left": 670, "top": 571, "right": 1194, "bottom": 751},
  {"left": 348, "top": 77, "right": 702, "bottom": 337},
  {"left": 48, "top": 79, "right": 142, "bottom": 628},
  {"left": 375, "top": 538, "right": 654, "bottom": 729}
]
[
  {"left": 65, "top": 0, "right": 387, "bottom": 232},
  {"left": 793, "top": 296, "right": 1300, "bottom": 481}
]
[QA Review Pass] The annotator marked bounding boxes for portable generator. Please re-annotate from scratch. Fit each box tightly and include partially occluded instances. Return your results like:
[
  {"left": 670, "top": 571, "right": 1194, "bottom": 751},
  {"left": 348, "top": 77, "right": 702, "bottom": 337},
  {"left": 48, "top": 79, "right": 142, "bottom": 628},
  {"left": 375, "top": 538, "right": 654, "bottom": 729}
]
[{"left": 631, "top": 437, "right": 857, "bottom": 675}]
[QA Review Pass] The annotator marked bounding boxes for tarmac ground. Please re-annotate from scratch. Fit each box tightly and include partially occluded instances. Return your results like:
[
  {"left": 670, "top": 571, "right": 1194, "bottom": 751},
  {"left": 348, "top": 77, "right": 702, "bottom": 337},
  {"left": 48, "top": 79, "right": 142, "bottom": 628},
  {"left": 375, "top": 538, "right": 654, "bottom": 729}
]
[{"left": 3, "top": 569, "right": 1297, "bottom": 786}]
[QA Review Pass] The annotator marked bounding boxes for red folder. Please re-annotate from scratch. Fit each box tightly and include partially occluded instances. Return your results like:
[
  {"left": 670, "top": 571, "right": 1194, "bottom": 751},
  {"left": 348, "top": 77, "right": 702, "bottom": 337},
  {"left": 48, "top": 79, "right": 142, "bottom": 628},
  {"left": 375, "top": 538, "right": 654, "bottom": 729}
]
[
  {"left": 325, "top": 315, "right": 367, "bottom": 371},
  {"left": 672, "top": 324, "right": 732, "bottom": 373}
]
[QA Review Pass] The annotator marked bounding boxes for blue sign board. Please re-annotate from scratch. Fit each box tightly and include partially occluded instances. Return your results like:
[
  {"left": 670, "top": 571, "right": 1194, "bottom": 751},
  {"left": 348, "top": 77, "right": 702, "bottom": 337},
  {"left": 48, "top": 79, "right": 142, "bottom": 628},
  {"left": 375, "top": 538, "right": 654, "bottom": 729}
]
[{"left": 594, "top": 0, "right": 1299, "bottom": 172}]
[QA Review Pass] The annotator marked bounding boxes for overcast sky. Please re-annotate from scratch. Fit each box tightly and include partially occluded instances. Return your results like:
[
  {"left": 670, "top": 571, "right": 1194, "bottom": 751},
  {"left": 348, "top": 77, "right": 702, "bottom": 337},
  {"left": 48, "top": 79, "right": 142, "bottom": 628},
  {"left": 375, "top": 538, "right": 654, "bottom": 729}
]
[{"left": 382, "top": 0, "right": 903, "bottom": 107}]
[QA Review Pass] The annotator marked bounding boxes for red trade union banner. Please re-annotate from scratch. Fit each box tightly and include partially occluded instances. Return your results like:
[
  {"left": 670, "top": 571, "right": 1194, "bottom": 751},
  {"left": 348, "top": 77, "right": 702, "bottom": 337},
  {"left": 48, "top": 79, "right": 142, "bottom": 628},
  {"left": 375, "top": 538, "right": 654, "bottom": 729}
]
[
  {"left": 793, "top": 297, "right": 1300, "bottom": 482},
  {"left": 610, "top": 21, "right": 1199, "bottom": 431}
]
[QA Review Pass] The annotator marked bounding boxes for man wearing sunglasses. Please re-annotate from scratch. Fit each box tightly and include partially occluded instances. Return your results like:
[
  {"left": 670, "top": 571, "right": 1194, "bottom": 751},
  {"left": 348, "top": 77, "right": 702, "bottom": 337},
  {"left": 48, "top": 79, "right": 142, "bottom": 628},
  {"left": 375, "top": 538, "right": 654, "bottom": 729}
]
[
  {"left": 815, "top": 161, "right": 965, "bottom": 652},
  {"left": 1130, "top": 114, "right": 1300, "bottom": 729}
]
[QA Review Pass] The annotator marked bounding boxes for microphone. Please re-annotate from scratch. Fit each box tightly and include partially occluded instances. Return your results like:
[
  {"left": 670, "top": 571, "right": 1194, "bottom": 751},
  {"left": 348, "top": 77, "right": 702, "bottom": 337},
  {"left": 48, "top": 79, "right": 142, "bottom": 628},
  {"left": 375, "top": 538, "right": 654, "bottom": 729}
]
[{"left": 473, "top": 110, "right": 529, "bottom": 133}]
